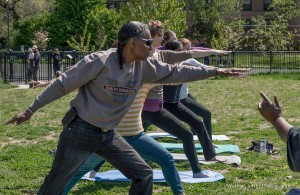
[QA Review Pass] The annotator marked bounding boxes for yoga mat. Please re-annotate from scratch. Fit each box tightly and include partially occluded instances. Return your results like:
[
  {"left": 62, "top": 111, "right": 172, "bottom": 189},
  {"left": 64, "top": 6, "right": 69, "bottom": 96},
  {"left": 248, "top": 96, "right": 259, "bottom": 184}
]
[
  {"left": 147, "top": 132, "right": 230, "bottom": 141},
  {"left": 159, "top": 143, "right": 240, "bottom": 153},
  {"left": 82, "top": 169, "right": 224, "bottom": 183},
  {"left": 171, "top": 153, "right": 241, "bottom": 166}
]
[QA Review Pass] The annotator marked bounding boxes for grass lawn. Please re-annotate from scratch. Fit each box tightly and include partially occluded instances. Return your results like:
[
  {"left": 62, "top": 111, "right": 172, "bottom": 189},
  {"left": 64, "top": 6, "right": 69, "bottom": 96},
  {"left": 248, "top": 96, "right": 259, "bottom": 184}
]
[{"left": 1, "top": 73, "right": 300, "bottom": 194}]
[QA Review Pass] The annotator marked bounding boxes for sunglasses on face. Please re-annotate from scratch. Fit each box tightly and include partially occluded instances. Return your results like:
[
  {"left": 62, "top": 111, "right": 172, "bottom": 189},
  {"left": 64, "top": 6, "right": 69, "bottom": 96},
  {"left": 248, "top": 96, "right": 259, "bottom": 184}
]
[{"left": 135, "top": 37, "right": 153, "bottom": 47}]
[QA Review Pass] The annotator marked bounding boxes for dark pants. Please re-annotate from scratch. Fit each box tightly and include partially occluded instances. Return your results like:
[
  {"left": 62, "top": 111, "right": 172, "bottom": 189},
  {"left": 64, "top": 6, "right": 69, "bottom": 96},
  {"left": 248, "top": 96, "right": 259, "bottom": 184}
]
[
  {"left": 142, "top": 108, "right": 201, "bottom": 173},
  {"left": 27, "top": 64, "right": 39, "bottom": 87},
  {"left": 163, "top": 102, "right": 216, "bottom": 161},
  {"left": 180, "top": 95, "right": 212, "bottom": 139},
  {"left": 64, "top": 132, "right": 183, "bottom": 195},
  {"left": 37, "top": 116, "right": 153, "bottom": 195},
  {"left": 53, "top": 65, "right": 61, "bottom": 74}
]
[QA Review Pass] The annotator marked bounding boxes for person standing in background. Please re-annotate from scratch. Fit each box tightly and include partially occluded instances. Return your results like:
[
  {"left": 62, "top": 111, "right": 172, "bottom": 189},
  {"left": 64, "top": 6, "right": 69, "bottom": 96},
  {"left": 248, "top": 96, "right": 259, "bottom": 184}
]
[
  {"left": 27, "top": 48, "right": 35, "bottom": 88},
  {"left": 27, "top": 45, "right": 40, "bottom": 88},
  {"left": 53, "top": 48, "right": 62, "bottom": 77},
  {"left": 27, "top": 48, "right": 34, "bottom": 64}
]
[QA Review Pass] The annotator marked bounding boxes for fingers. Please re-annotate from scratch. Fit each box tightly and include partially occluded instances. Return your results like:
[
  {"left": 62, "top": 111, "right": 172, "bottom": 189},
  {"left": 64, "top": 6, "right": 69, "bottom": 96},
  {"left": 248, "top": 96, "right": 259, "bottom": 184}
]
[
  {"left": 16, "top": 120, "right": 22, "bottom": 125},
  {"left": 260, "top": 92, "right": 272, "bottom": 105},
  {"left": 3, "top": 116, "right": 18, "bottom": 125},
  {"left": 258, "top": 102, "right": 262, "bottom": 109},
  {"left": 230, "top": 68, "right": 251, "bottom": 73},
  {"left": 274, "top": 96, "right": 280, "bottom": 107}
]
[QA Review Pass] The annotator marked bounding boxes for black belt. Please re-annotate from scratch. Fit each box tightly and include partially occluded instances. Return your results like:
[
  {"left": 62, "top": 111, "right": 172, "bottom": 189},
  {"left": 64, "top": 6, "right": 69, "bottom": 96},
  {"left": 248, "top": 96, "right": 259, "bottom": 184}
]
[{"left": 76, "top": 117, "right": 110, "bottom": 133}]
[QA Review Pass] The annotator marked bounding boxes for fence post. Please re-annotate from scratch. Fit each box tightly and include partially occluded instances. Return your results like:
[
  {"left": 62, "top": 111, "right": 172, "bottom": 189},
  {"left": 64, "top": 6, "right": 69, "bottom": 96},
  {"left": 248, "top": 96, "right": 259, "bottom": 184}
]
[
  {"left": 3, "top": 51, "right": 7, "bottom": 82},
  {"left": 269, "top": 50, "right": 273, "bottom": 73},
  {"left": 72, "top": 50, "right": 76, "bottom": 65},
  {"left": 232, "top": 50, "right": 235, "bottom": 67},
  {"left": 24, "top": 51, "right": 28, "bottom": 84},
  {"left": 48, "top": 50, "right": 52, "bottom": 81},
  {"left": 9, "top": 52, "right": 13, "bottom": 82}
]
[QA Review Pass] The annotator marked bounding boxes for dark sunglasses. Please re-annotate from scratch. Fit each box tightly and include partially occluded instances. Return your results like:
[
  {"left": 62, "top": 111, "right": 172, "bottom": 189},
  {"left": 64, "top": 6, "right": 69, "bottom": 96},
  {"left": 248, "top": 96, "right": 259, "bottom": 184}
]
[{"left": 135, "top": 37, "right": 153, "bottom": 47}]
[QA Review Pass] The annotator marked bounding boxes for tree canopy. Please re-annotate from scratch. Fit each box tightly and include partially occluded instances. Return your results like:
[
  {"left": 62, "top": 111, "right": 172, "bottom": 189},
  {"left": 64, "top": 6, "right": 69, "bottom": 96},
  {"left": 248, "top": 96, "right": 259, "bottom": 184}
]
[
  {"left": 1, "top": 0, "right": 300, "bottom": 51},
  {"left": 120, "top": 0, "right": 187, "bottom": 38}
]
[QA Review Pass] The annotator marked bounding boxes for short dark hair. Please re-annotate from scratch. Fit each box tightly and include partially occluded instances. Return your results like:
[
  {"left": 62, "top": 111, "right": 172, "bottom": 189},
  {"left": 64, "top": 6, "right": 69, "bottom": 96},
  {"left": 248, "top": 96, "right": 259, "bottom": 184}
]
[
  {"left": 117, "top": 21, "right": 149, "bottom": 69},
  {"left": 162, "top": 30, "right": 177, "bottom": 45},
  {"left": 165, "top": 40, "right": 182, "bottom": 51}
]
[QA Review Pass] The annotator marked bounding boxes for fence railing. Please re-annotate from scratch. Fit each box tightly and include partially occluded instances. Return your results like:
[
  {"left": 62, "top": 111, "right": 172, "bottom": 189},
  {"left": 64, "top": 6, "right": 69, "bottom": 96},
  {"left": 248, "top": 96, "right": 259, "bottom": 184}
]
[
  {"left": 0, "top": 51, "right": 91, "bottom": 83},
  {"left": 1, "top": 50, "right": 300, "bottom": 84},
  {"left": 198, "top": 50, "right": 300, "bottom": 74}
]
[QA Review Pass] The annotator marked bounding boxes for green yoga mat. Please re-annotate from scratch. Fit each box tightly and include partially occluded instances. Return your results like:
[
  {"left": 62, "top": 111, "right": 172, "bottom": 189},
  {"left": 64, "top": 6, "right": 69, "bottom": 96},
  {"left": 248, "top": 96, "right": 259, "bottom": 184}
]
[{"left": 159, "top": 143, "right": 240, "bottom": 153}]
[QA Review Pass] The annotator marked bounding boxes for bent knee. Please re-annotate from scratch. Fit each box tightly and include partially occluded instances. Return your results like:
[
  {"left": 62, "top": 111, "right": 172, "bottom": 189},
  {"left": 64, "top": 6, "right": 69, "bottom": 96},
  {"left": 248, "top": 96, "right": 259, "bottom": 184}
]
[
  {"left": 157, "top": 153, "right": 176, "bottom": 166},
  {"left": 140, "top": 166, "right": 153, "bottom": 180}
]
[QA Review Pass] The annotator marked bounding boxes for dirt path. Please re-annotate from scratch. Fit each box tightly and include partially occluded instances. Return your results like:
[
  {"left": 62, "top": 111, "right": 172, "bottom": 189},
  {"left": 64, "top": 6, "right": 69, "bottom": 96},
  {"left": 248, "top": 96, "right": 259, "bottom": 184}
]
[{"left": 0, "top": 131, "right": 58, "bottom": 149}]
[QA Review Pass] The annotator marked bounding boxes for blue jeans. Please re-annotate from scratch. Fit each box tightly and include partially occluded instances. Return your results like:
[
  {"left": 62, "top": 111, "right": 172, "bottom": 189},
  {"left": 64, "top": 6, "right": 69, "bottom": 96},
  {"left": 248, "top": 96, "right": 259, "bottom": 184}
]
[
  {"left": 287, "top": 189, "right": 300, "bottom": 194},
  {"left": 53, "top": 65, "right": 61, "bottom": 74},
  {"left": 64, "top": 132, "right": 184, "bottom": 195},
  {"left": 38, "top": 116, "right": 153, "bottom": 195}
]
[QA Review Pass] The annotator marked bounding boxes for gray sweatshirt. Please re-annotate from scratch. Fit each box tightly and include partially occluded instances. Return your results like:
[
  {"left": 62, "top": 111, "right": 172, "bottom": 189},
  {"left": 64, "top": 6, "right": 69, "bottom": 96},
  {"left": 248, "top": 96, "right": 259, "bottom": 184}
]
[
  {"left": 146, "top": 50, "right": 195, "bottom": 100},
  {"left": 29, "top": 48, "right": 217, "bottom": 129}
]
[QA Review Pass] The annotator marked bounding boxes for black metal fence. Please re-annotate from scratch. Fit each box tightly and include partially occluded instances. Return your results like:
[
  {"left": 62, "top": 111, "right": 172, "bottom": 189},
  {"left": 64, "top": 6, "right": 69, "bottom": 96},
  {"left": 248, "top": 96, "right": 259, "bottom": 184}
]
[
  {"left": 198, "top": 50, "right": 300, "bottom": 74},
  {"left": 1, "top": 50, "right": 300, "bottom": 84},
  {"left": 0, "top": 51, "right": 91, "bottom": 84}
]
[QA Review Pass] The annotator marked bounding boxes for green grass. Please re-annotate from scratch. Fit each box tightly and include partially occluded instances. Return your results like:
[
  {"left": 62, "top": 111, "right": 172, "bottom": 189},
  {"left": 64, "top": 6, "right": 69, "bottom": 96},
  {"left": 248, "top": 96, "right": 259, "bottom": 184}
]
[{"left": 1, "top": 73, "right": 300, "bottom": 194}]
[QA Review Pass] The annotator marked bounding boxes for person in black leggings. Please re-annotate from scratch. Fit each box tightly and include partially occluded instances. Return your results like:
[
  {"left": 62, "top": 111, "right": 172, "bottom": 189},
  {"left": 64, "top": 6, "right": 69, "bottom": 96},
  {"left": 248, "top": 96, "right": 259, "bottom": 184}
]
[
  {"left": 162, "top": 40, "right": 217, "bottom": 162},
  {"left": 178, "top": 38, "right": 215, "bottom": 139},
  {"left": 142, "top": 40, "right": 218, "bottom": 178}
]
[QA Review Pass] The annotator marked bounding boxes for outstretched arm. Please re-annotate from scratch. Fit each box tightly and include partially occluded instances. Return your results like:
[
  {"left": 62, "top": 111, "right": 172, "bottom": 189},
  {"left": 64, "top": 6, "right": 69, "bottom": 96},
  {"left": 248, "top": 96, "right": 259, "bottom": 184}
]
[
  {"left": 4, "top": 53, "right": 104, "bottom": 126},
  {"left": 190, "top": 49, "right": 231, "bottom": 58},
  {"left": 258, "top": 92, "right": 293, "bottom": 143},
  {"left": 215, "top": 67, "right": 250, "bottom": 78},
  {"left": 29, "top": 80, "right": 51, "bottom": 88}
]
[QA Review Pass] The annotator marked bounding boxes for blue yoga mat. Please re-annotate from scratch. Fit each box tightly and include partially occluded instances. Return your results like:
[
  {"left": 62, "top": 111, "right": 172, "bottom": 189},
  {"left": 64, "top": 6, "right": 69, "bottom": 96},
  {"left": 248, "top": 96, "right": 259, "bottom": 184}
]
[
  {"left": 159, "top": 143, "right": 240, "bottom": 153},
  {"left": 82, "top": 169, "right": 225, "bottom": 183}
]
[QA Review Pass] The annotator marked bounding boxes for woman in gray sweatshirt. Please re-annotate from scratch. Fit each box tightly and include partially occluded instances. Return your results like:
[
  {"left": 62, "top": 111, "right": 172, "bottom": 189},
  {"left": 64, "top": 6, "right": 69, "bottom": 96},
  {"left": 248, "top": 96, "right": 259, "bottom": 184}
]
[{"left": 4, "top": 21, "right": 246, "bottom": 195}]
